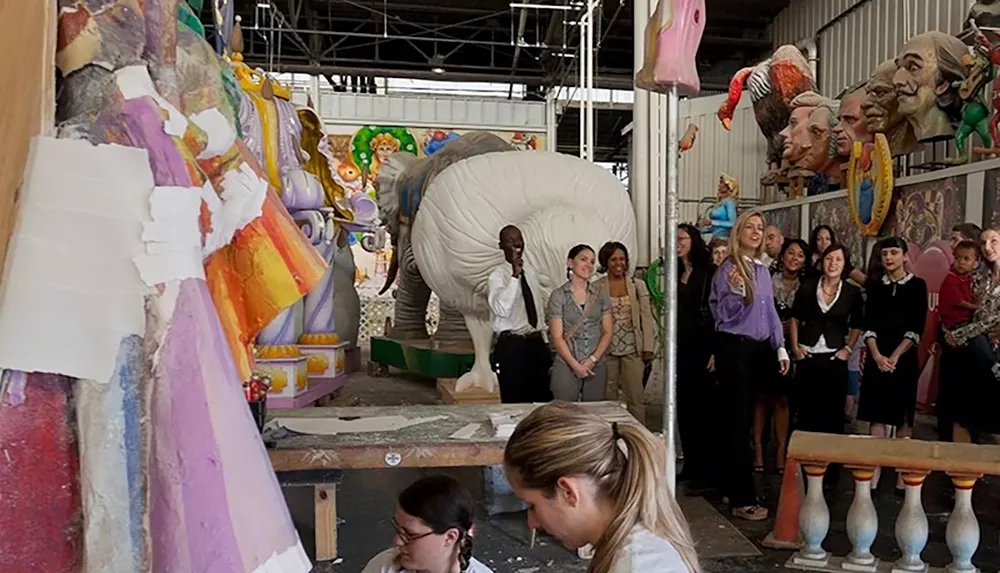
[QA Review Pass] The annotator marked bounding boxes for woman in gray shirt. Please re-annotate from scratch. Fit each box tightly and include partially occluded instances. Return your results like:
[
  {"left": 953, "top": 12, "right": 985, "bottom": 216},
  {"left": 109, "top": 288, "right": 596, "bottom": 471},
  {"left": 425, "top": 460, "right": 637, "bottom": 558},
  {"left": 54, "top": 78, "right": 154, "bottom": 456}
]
[{"left": 547, "top": 244, "right": 613, "bottom": 402}]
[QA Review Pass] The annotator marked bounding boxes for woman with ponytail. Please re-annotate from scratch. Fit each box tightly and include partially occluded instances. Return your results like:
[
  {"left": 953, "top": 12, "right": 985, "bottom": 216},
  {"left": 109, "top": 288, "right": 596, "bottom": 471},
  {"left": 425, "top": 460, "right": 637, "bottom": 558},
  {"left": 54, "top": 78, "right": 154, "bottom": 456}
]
[
  {"left": 504, "top": 402, "right": 701, "bottom": 573},
  {"left": 362, "top": 475, "right": 491, "bottom": 573}
]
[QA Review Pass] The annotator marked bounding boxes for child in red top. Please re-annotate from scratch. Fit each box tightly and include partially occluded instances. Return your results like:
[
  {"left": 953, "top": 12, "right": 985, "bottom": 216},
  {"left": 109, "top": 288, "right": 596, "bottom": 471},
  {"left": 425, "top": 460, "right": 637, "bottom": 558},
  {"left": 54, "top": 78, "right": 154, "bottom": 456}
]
[
  {"left": 939, "top": 241, "right": 979, "bottom": 330},
  {"left": 940, "top": 240, "right": 1000, "bottom": 380}
]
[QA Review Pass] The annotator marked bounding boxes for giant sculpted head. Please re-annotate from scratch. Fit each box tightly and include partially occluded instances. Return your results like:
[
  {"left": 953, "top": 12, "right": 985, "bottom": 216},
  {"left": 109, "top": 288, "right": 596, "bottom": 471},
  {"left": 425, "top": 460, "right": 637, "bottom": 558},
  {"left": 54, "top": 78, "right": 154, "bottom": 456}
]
[
  {"left": 834, "top": 84, "right": 871, "bottom": 159},
  {"left": 780, "top": 91, "right": 841, "bottom": 178},
  {"left": 892, "top": 31, "right": 968, "bottom": 142},
  {"left": 862, "top": 60, "right": 918, "bottom": 156}
]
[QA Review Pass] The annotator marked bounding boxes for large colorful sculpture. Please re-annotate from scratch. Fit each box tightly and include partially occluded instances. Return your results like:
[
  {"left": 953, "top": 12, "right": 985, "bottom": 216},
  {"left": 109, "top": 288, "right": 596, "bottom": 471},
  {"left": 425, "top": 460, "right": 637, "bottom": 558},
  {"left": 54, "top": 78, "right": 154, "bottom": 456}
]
[
  {"left": 228, "top": 44, "right": 382, "bottom": 402},
  {"left": 635, "top": 0, "right": 707, "bottom": 96},
  {"left": 717, "top": 45, "right": 817, "bottom": 182},
  {"left": 1, "top": 0, "right": 327, "bottom": 570},
  {"left": 699, "top": 173, "right": 739, "bottom": 240},
  {"left": 892, "top": 31, "right": 969, "bottom": 143},
  {"left": 834, "top": 82, "right": 873, "bottom": 161},
  {"left": 952, "top": 34, "right": 994, "bottom": 157},
  {"left": 779, "top": 91, "right": 843, "bottom": 185}
]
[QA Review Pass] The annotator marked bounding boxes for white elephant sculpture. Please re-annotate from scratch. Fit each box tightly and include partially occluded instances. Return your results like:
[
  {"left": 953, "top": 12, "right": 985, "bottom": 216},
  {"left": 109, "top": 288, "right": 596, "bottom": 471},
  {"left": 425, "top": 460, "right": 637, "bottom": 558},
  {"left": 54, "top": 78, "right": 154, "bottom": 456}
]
[{"left": 412, "top": 151, "right": 637, "bottom": 393}]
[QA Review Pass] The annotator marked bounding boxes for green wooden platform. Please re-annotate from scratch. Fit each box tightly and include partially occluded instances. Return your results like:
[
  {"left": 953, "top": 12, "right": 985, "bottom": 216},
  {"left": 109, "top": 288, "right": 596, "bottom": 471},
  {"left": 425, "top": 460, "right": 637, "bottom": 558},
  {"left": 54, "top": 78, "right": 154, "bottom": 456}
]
[{"left": 369, "top": 336, "right": 482, "bottom": 379}]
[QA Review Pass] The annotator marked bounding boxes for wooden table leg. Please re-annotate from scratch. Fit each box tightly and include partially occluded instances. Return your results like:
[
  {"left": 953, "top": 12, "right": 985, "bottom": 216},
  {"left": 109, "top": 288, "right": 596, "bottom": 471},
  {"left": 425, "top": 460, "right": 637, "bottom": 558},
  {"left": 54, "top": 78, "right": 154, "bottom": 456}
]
[{"left": 315, "top": 485, "right": 338, "bottom": 561}]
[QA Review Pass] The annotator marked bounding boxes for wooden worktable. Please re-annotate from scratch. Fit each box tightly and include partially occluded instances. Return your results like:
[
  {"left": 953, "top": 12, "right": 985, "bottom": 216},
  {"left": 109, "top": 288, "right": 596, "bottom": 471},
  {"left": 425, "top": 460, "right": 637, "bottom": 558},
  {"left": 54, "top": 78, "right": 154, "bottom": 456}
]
[
  {"left": 265, "top": 401, "right": 634, "bottom": 561},
  {"left": 266, "top": 401, "right": 634, "bottom": 472}
]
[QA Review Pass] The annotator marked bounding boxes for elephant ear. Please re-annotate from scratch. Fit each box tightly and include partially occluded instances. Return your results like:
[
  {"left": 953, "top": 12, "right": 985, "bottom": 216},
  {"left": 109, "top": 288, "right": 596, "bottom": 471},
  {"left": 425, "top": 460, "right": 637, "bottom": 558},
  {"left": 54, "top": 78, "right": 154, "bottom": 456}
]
[{"left": 376, "top": 152, "right": 419, "bottom": 239}]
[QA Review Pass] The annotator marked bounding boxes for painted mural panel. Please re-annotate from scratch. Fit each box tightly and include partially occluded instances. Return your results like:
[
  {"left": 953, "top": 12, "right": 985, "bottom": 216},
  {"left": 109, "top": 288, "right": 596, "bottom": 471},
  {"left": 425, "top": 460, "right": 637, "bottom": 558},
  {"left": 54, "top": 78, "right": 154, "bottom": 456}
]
[
  {"left": 985, "top": 168, "right": 1000, "bottom": 229},
  {"left": 809, "top": 196, "right": 865, "bottom": 269},
  {"left": 884, "top": 176, "right": 966, "bottom": 250},
  {"left": 764, "top": 206, "right": 801, "bottom": 242}
]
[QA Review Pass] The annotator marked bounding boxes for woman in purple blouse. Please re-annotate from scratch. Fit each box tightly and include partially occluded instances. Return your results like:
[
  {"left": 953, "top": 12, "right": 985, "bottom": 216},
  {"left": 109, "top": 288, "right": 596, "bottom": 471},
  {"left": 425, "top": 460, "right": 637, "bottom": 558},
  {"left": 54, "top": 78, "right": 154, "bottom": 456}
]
[{"left": 709, "top": 210, "right": 790, "bottom": 522}]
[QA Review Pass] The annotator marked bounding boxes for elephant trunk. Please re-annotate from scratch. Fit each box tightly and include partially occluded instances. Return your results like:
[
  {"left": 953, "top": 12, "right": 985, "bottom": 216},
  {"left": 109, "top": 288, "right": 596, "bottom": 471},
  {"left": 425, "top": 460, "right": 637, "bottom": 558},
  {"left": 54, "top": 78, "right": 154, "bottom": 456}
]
[{"left": 378, "top": 250, "right": 399, "bottom": 295}]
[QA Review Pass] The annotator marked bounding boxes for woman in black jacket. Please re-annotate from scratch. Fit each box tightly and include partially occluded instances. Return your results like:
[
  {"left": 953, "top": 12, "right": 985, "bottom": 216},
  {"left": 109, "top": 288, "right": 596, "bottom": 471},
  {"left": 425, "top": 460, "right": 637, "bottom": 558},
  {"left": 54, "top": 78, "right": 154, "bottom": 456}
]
[
  {"left": 675, "top": 223, "right": 718, "bottom": 488},
  {"left": 790, "top": 244, "right": 864, "bottom": 483}
]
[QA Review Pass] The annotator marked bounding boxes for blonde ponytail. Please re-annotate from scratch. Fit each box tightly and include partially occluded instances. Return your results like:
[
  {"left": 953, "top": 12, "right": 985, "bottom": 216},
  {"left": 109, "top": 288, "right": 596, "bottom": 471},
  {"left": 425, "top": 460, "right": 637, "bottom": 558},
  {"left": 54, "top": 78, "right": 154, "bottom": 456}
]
[{"left": 504, "top": 403, "right": 702, "bottom": 573}]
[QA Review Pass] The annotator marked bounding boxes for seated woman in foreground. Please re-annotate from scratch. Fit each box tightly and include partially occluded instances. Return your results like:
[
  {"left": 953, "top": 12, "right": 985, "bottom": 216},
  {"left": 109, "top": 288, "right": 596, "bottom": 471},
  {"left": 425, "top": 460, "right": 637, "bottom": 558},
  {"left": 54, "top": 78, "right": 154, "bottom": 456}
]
[
  {"left": 504, "top": 402, "right": 702, "bottom": 573},
  {"left": 362, "top": 474, "right": 493, "bottom": 573}
]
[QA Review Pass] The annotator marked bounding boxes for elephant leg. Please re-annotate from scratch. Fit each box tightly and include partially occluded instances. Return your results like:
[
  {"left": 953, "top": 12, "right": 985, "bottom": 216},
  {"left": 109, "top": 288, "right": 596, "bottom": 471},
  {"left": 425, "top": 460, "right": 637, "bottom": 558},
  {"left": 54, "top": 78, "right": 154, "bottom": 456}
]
[
  {"left": 435, "top": 303, "right": 471, "bottom": 343},
  {"left": 455, "top": 315, "right": 498, "bottom": 394},
  {"left": 391, "top": 264, "right": 431, "bottom": 338}
]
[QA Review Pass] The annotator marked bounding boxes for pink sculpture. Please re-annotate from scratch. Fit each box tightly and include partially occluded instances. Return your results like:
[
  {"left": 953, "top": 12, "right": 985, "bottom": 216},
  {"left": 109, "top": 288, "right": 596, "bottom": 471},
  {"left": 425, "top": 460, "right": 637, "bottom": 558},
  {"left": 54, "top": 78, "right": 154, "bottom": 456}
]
[{"left": 635, "top": 0, "right": 707, "bottom": 96}]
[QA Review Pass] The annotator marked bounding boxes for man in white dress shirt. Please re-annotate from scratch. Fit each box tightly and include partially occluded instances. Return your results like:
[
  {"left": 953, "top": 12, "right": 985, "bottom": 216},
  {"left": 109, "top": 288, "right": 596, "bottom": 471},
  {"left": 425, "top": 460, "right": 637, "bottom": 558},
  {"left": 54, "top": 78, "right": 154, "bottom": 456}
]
[{"left": 487, "top": 225, "right": 553, "bottom": 403}]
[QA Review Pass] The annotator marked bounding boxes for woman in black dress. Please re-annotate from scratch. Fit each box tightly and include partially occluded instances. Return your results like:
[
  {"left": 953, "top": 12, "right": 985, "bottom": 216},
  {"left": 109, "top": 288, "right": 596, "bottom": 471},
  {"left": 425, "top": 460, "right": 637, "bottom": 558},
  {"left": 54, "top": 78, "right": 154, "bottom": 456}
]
[
  {"left": 790, "top": 244, "right": 864, "bottom": 485},
  {"left": 752, "top": 238, "right": 808, "bottom": 473},
  {"left": 807, "top": 225, "right": 867, "bottom": 284},
  {"left": 675, "top": 223, "right": 718, "bottom": 488},
  {"left": 859, "top": 237, "right": 928, "bottom": 490}
]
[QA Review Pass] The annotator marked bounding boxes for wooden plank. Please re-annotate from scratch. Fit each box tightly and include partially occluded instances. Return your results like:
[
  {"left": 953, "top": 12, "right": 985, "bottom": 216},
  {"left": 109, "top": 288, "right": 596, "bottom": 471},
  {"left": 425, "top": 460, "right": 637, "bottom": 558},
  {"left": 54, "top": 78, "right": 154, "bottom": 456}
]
[
  {"left": 0, "top": 0, "right": 55, "bottom": 294},
  {"left": 314, "top": 485, "right": 337, "bottom": 562},
  {"left": 437, "top": 378, "right": 500, "bottom": 405},
  {"left": 266, "top": 402, "right": 633, "bottom": 472},
  {"left": 787, "top": 431, "right": 1000, "bottom": 476}
]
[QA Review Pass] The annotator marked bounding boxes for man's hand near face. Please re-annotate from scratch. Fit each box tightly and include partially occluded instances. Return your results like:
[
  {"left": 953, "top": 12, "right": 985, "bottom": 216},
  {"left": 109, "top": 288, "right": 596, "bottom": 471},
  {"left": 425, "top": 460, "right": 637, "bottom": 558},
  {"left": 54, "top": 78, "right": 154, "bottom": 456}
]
[{"left": 511, "top": 253, "right": 523, "bottom": 278}]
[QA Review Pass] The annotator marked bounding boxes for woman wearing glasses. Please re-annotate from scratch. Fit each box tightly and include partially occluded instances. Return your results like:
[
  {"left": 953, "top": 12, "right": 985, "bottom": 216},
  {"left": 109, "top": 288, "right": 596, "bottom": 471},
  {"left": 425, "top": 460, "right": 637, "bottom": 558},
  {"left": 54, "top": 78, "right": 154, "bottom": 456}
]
[{"left": 362, "top": 475, "right": 493, "bottom": 573}]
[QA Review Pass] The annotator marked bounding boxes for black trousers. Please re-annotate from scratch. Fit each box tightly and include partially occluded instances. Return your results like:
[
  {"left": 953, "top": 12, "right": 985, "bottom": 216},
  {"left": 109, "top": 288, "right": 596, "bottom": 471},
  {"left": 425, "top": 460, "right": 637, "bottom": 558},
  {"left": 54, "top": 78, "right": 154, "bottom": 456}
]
[
  {"left": 714, "top": 332, "right": 770, "bottom": 507},
  {"left": 795, "top": 352, "right": 848, "bottom": 485},
  {"left": 677, "top": 341, "right": 720, "bottom": 486},
  {"left": 494, "top": 332, "right": 553, "bottom": 404}
]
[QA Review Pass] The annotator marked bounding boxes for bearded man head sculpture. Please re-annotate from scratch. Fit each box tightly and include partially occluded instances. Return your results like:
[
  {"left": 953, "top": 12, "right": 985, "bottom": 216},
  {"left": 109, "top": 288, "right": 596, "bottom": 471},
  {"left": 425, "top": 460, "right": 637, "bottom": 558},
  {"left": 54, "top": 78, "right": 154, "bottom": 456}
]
[{"left": 862, "top": 59, "right": 919, "bottom": 156}]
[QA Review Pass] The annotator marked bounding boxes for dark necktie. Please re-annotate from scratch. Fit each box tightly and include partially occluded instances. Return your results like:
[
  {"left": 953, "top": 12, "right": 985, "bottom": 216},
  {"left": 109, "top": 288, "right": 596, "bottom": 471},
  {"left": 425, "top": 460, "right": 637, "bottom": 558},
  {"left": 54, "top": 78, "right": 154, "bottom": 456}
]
[{"left": 520, "top": 273, "right": 538, "bottom": 328}]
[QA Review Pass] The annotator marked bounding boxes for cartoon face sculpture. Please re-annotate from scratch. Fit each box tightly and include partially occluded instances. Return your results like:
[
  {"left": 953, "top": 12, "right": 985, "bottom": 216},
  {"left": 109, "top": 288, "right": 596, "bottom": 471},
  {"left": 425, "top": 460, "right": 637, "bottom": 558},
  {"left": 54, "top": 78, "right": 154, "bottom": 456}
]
[
  {"left": 862, "top": 60, "right": 918, "bottom": 156},
  {"left": 892, "top": 31, "right": 969, "bottom": 141},
  {"left": 834, "top": 86, "right": 871, "bottom": 158},
  {"left": 635, "top": 0, "right": 707, "bottom": 96}
]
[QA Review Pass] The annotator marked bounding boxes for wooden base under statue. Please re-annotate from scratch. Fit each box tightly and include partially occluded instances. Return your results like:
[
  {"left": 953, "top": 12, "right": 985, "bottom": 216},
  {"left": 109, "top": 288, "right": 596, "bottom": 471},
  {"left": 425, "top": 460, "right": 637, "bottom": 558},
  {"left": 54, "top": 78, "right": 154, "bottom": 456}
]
[{"left": 368, "top": 336, "right": 479, "bottom": 380}]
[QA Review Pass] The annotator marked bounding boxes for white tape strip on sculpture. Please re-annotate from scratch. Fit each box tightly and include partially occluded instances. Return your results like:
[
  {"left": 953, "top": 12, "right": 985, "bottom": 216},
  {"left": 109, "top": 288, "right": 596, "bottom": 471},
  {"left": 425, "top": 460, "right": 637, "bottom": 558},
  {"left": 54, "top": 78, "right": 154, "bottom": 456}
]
[
  {"left": 251, "top": 541, "right": 312, "bottom": 573},
  {"left": 133, "top": 185, "right": 206, "bottom": 286},
  {"left": 201, "top": 162, "right": 269, "bottom": 257},
  {"left": 190, "top": 108, "right": 237, "bottom": 160},
  {"left": 0, "top": 137, "right": 152, "bottom": 382}
]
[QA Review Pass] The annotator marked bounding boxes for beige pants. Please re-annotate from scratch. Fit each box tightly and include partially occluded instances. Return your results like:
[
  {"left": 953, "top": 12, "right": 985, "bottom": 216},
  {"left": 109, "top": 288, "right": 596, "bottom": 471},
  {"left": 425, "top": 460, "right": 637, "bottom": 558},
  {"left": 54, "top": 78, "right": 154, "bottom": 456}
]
[{"left": 606, "top": 353, "right": 646, "bottom": 426}]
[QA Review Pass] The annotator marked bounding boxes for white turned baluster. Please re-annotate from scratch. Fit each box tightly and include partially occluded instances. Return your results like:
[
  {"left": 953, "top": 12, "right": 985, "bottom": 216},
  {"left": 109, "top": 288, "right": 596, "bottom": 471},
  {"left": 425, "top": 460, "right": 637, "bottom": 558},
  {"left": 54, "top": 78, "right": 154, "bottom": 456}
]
[
  {"left": 793, "top": 465, "right": 830, "bottom": 568},
  {"left": 843, "top": 468, "right": 878, "bottom": 571},
  {"left": 892, "top": 473, "right": 929, "bottom": 573},
  {"left": 946, "top": 476, "right": 980, "bottom": 573}
]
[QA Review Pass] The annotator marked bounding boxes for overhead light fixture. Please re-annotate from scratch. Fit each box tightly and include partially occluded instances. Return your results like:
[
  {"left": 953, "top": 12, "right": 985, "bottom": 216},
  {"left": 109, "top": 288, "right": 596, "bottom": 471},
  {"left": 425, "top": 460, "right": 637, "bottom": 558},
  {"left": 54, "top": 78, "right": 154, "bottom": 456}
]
[
  {"left": 431, "top": 66, "right": 445, "bottom": 74},
  {"left": 429, "top": 54, "right": 446, "bottom": 75},
  {"left": 256, "top": 2, "right": 270, "bottom": 8}
]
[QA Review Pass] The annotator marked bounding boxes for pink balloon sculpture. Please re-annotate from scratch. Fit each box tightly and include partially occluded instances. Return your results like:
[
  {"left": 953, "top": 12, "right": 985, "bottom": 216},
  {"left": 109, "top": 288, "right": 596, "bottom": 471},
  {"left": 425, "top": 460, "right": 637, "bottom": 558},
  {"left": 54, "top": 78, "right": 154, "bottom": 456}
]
[{"left": 635, "top": 0, "right": 707, "bottom": 96}]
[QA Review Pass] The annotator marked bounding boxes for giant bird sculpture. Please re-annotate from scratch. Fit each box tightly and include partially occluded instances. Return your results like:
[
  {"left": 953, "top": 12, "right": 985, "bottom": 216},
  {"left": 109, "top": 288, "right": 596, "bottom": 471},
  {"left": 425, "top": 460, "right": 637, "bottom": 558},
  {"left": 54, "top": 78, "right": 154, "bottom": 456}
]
[{"left": 716, "top": 45, "right": 817, "bottom": 182}]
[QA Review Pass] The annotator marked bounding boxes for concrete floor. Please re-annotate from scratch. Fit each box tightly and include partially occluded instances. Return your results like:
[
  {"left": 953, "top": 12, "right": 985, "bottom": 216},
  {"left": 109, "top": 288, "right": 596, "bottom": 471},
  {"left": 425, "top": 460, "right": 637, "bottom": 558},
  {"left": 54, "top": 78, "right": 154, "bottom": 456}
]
[{"left": 281, "top": 363, "right": 1000, "bottom": 573}]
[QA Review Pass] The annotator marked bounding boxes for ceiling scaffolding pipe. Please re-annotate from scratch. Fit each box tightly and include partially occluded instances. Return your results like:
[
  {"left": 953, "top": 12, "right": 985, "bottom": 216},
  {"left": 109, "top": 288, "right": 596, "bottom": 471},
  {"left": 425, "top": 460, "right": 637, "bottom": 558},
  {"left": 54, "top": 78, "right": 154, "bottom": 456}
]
[
  {"left": 578, "top": 19, "right": 585, "bottom": 158},
  {"left": 796, "top": 36, "right": 819, "bottom": 87},
  {"left": 246, "top": 25, "right": 549, "bottom": 48},
  {"left": 508, "top": 4, "right": 529, "bottom": 98}
]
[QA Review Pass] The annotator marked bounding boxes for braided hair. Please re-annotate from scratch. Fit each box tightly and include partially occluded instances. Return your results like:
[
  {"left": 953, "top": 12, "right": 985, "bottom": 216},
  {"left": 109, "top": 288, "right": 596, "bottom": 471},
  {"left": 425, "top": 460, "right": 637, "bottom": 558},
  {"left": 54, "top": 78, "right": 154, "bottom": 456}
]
[{"left": 398, "top": 475, "right": 476, "bottom": 572}]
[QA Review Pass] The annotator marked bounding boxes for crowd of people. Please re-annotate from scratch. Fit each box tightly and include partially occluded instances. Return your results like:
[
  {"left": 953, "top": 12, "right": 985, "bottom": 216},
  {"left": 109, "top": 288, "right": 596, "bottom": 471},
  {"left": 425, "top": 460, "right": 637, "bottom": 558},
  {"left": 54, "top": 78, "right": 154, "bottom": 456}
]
[
  {"left": 360, "top": 215, "right": 1000, "bottom": 573},
  {"left": 678, "top": 211, "right": 1000, "bottom": 520}
]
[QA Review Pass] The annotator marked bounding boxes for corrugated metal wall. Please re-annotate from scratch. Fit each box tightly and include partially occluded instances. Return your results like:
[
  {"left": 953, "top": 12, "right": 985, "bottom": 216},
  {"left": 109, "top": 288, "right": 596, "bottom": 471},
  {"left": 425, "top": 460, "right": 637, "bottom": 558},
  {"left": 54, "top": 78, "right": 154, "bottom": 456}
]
[
  {"left": 769, "top": 0, "right": 973, "bottom": 168},
  {"left": 678, "top": 94, "right": 768, "bottom": 224}
]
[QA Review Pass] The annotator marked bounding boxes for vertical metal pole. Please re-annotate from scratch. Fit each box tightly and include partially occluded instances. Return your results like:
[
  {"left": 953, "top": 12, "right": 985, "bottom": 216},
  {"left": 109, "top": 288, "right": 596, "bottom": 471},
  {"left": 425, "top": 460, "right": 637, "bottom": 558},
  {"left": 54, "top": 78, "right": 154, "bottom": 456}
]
[
  {"left": 578, "top": 20, "right": 585, "bottom": 158},
  {"left": 663, "top": 86, "right": 680, "bottom": 493},
  {"left": 585, "top": 0, "right": 595, "bottom": 162},
  {"left": 631, "top": 0, "right": 650, "bottom": 267},
  {"left": 545, "top": 91, "right": 557, "bottom": 152}
]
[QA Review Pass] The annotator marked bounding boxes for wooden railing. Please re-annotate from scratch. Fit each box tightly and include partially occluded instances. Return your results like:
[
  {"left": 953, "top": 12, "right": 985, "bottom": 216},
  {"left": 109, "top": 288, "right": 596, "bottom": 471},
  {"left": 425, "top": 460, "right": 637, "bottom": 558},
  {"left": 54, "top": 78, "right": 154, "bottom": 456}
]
[{"left": 767, "top": 431, "right": 1000, "bottom": 572}]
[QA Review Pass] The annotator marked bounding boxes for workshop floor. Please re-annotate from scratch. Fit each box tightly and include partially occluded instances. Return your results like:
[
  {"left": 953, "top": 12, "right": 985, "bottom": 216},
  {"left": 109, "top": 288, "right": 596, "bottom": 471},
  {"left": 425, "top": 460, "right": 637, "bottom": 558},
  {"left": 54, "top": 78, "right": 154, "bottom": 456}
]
[{"left": 283, "top": 360, "right": 1000, "bottom": 573}]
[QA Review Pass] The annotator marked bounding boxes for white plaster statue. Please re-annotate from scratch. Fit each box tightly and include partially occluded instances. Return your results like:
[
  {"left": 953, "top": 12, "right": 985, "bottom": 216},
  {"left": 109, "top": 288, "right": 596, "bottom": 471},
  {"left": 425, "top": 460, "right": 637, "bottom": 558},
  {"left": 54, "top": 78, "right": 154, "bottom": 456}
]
[{"left": 410, "top": 149, "right": 637, "bottom": 392}]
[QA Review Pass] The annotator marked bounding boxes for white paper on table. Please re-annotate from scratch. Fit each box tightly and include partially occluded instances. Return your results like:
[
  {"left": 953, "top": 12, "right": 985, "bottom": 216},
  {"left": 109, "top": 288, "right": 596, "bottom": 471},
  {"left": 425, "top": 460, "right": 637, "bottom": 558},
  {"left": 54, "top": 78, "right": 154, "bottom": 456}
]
[
  {"left": 0, "top": 137, "right": 153, "bottom": 382},
  {"left": 448, "top": 423, "right": 482, "bottom": 440},
  {"left": 266, "top": 415, "right": 448, "bottom": 436}
]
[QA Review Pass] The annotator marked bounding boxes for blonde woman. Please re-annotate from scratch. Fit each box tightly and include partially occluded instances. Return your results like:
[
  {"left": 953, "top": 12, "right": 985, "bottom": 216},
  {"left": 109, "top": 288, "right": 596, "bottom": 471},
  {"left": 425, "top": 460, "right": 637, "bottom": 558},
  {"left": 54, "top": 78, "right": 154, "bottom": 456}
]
[
  {"left": 595, "top": 242, "right": 656, "bottom": 426},
  {"left": 709, "top": 210, "right": 789, "bottom": 521},
  {"left": 504, "top": 402, "right": 701, "bottom": 573}
]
